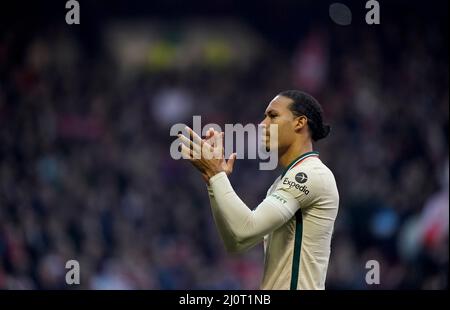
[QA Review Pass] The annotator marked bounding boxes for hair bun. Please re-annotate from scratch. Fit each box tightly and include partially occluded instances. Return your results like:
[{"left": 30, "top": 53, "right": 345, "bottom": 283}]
[
  {"left": 314, "top": 124, "right": 331, "bottom": 141},
  {"left": 322, "top": 124, "right": 331, "bottom": 138}
]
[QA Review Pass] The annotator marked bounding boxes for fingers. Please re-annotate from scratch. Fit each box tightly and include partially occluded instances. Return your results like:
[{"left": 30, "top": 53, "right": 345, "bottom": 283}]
[
  {"left": 178, "top": 127, "right": 229, "bottom": 161},
  {"left": 213, "top": 131, "right": 224, "bottom": 153},
  {"left": 220, "top": 132, "right": 225, "bottom": 157},
  {"left": 180, "top": 142, "right": 192, "bottom": 159},
  {"left": 179, "top": 126, "right": 214, "bottom": 158},
  {"left": 205, "top": 127, "right": 216, "bottom": 146},
  {"left": 226, "top": 152, "right": 237, "bottom": 173},
  {"left": 186, "top": 126, "right": 203, "bottom": 146},
  {"left": 206, "top": 127, "right": 214, "bottom": 139},
  {"left": 213, "top": 130, "right": 220, "bottom": 147},
  {"left": 180, "top": 127, "right": 217, "bottom": 160},
  {"left": 178, "top": 133, "right": 202, "bottom": 156}
]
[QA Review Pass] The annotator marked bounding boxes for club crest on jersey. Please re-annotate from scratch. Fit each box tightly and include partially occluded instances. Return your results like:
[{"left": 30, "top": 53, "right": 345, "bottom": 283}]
[{"left": 282, "top": 178, "right": 309, "bottom": 195}]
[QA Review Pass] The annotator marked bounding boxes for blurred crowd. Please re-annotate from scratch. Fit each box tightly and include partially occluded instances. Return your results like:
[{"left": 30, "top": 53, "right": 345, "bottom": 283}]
[{"left": 0, "top": 13, "right": 448, "bottom": 289}]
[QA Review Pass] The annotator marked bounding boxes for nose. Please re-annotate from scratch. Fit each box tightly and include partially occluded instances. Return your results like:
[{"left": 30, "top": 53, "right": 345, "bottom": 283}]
[
  {"left": 260, "top": 117, "right": 269, "bottom": 127},
  {"left": 259, "top": 119, "right": 270, "bottom": 138}
]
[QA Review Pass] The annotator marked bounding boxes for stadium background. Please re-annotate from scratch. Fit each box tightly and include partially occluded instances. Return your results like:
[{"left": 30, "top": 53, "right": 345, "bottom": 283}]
[{"left": 0, "top": 0, "right": 448, "bottom": 289}]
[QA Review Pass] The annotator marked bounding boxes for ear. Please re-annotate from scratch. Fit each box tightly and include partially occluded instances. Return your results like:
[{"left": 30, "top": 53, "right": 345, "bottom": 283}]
[{"left": 294, "top": 115, "right": 308, "bottom": 132}]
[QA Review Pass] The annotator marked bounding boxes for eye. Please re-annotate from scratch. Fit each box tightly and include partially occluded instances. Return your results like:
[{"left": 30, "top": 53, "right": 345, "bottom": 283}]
[{"left": 264, "top": 111, "right": 278, "bottom": 119}]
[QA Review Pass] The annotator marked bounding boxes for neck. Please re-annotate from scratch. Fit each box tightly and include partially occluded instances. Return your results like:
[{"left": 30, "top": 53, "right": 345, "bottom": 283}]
[{"left": 279, "top": 139, "right": 313, "bottom": 168}]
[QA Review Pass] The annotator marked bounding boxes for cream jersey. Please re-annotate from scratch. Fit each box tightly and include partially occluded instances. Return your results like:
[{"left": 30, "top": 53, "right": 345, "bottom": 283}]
[{"left": 207, "top": 151, "right": 339, "bottom": 290}]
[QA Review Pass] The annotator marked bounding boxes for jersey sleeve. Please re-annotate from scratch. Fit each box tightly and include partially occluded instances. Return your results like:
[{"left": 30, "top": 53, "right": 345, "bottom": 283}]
[
  {"left": 207, "top": 185, "right": 243, "bottom": 252},
  {"left": 208, "top": 172, "right": 300, "bottom": 253}
]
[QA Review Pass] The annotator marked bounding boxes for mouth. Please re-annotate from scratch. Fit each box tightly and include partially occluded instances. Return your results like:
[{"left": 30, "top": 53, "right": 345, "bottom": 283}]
[
  {"left": 259, "top": 124, "right": 277, "bottom": 151},
  {"left": 260, "top": 134, "right": 271, "bottom": 152}
]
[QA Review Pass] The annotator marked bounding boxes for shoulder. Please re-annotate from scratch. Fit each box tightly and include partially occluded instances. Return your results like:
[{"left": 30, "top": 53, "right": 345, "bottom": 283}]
[
  {"left": 277, "top": 158, "right": 323, "bottom": 199},
  {"left": 282, "top": 156, "right": 338, "bottom": 191}
]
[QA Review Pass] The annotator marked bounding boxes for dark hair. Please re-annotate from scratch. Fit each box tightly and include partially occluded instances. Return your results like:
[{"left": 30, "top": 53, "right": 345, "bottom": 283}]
[{"left": 279, "top": 90, "right": 331, "bottom": 141}]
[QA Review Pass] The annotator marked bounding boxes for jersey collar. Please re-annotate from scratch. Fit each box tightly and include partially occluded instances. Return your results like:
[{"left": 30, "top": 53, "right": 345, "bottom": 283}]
[{"left": 280, "top": 151, "right": 319, "bottom": 178}]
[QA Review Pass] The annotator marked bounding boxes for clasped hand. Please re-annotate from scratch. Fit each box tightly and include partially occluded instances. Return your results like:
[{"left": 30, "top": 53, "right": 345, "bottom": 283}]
[{"left": 178, "top": 127, "right": 236, "bottom": 183}]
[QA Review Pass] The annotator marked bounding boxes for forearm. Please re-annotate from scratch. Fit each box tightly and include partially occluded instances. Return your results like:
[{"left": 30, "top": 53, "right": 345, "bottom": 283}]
[
  {"left": 207, "top": 186, "right": 244, "bottom": 252},
  {"left": 209, "top": 172, "right": 298, "bottom": 250}
]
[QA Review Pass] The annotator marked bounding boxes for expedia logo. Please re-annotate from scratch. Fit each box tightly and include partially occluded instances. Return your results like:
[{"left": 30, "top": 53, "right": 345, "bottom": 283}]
[
  {"left": 295, "top": 172, "right": 308, "bottom": 184},
  {"left": 282, "top": 178, "right": 310, "bottom": 195}
]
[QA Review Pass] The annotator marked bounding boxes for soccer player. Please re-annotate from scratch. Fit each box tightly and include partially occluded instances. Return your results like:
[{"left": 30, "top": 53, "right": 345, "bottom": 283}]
[{"left": 178, "top": 90, "right": 339, "bottom": 290}]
